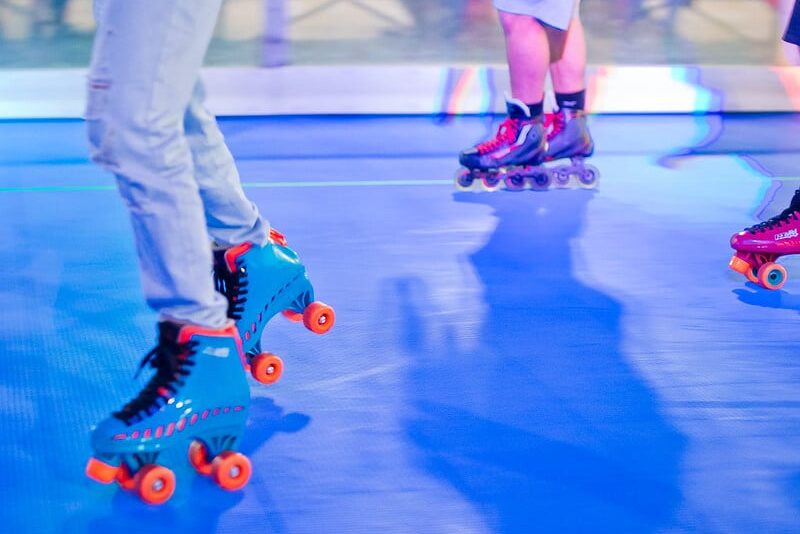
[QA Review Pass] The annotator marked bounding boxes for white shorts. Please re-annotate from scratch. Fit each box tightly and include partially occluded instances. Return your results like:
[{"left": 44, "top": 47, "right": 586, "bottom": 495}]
[{"left": 493, "top": 0, "right": 580, "bottom": 31}]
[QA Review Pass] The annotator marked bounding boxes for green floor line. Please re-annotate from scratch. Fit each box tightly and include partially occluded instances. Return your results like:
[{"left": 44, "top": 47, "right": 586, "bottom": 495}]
[{"left": 0, "top": 178, "right": 452, "bottom": 193}]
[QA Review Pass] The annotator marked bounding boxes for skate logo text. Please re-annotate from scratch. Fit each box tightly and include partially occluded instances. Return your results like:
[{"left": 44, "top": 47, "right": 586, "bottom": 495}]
[
  {"left": 202, "top": 347, "right": 231, "bottom": 358},
  {"left": 775, "top": 228, "right": 798, "bottom": 241}
]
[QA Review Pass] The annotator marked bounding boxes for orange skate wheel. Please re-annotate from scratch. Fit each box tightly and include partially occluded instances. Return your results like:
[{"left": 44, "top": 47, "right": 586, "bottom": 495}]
[
  {"left": 250, "top": 352, "right": 284, "bottom": 384},
  {"left": 188, "top": 441, "right": 213, "bottom": 476},
  {"left": 281, "top": 309, "right": 303, "bottom": 322},
  {"left": 303, "top": 301, "right": 335, "bottom": 334},
  {"left": 745, "top": 266, "right": 759, "bottom": 284},
  {"left": 758, "top": 262, "right": 787, "bottom": 290},
  {"left": 86, "top": 457, "right": 118, "bottom": 484},
  {"left": 212, "top": 451, "right": 252, "bottom": 491},
  {"left": 116, "top": 463, "right": 136, "bottom": 491},
  {"left": 134, "top": 464, "right": 175, "bottom": 505}
]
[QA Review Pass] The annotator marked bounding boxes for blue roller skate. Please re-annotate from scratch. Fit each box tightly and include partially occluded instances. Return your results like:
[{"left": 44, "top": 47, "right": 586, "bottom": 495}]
[
  {"left": 545, "top": 108, "right": 599, "bottom": 189},
  {"left": 456, "top": 98, "right": 549, "bottom": 192},
  {"left": 213, "top": 228, "right": 335, "bottom": 386},
  {"left": 86, "top": 321, "right": 252, "bottom": 505}
]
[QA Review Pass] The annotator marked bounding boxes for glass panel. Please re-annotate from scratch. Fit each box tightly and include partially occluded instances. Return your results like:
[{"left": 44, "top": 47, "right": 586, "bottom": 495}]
[{"left": 0, "top": 0, "right": 792, "bottom": 68}]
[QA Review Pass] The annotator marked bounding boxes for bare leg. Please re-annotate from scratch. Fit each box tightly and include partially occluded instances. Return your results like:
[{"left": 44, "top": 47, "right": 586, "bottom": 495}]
[
  {"left": 549, "top": 15, "right": 587, "bottom": 94},
  {"left": 498, "top": 11, "right": 549, "bottom": 103}
]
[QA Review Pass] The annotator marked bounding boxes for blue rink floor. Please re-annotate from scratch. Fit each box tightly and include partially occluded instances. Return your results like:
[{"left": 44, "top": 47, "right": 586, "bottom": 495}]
[{"left": 2, "top": 113, "right": 800, "bottom": 533}]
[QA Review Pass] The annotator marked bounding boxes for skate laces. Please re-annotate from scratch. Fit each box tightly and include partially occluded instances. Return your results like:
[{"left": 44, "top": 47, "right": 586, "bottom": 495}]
[
  {"left": 546, "top": 112, "right": 565, "bottom": 141},
  {"left": 476, "top": 118, "right": 520, "bottom": 154},
  {"left": 747, "top": 190, "right": 800, "bottom": 234},
  {"left": 213, "top": 256, "right": 248, "bottom": 321},
  {"left": 114, "top": 330, "right": 197, "bottom": 424}
]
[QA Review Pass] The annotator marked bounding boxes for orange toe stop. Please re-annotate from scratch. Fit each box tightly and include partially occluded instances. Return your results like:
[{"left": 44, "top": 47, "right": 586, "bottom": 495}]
[
  {"left": 728, "top": 255, "right": 750, "bottom": 275},
  {"left": 86, "top": 457, "right": 119, "bottom": 484}
]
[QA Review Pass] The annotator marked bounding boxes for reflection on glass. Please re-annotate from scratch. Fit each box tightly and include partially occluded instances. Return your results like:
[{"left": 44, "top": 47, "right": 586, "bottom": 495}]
[{"left": 0, "top": 0, "right": 792, "bottom": 68}]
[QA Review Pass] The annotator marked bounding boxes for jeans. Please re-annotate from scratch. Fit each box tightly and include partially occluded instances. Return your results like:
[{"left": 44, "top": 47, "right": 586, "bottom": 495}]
[{"left": 87, "top": 0, "right": 269, "bottom": 328}]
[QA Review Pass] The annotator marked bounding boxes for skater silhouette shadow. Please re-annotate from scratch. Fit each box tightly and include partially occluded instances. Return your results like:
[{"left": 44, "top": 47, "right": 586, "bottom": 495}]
[{"left": 392, "top": 190, "right": 686, "bottom": 532}]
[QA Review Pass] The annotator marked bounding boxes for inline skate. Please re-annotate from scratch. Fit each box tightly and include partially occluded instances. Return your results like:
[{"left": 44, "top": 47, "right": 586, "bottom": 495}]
[
  {"left": 544, "top": 108, "right": 598, "bottom": 189},
  {"left": 455, "top": 98, "right": 549, "bottom": 192}
]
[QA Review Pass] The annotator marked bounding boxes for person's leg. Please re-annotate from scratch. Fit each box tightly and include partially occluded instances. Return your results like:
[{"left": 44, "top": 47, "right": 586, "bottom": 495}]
[
  {"left": 183, "top": 80, "right": 270, "bottom": 248},
  {"left": 549, "top": 13, "right": 587, "bottom": 98},
  {"left": 87, "top": 0, "right": 228, "bottom": 328},
  {"left": 498, "top": 10, "right": 549, "bottom": 107}
]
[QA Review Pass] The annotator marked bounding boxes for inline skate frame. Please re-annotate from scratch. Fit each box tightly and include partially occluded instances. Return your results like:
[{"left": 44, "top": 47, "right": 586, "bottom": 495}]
[
  {"left": 86, "top": 321, "right": 252, "bottom": 505},
  {"left": 729, "top": 189, "right": 800, "bottom": 290},
  {"left": 213, "top": 228, "right": 335, "bottom": 386}
]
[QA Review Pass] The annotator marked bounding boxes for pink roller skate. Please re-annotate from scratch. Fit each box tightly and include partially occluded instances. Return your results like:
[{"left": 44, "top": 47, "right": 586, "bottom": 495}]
[{"left": 729, "top": 191, "right": 800, "bottom": 290}]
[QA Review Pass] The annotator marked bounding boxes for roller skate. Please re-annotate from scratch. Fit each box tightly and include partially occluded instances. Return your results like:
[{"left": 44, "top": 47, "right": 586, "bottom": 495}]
[
  {"left": 213, "top": 228, "right": 335, "bottom": 386},
  {"left": 455, "top": 98, "right": 549, "bottom": 192},
  {"left": 85, "top": 321, "right": 252, "bottom": 505},
  {"left": 544, "top": 108, "right": 598, "bottom": 189},
  {"left": 729, "top": 189, "right": 800, "bottom": 290}
]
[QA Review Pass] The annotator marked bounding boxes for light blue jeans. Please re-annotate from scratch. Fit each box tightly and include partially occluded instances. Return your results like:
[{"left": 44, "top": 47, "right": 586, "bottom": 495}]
[{"left": 87, "top": 0, "right": 269, "bottom": 328}]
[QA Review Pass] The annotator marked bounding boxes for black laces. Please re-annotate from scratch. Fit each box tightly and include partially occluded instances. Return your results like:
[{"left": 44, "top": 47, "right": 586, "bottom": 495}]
[
  {"left": 213, "top": 251, "right": 248, "bottom": 321},
  {"left": 747, "top": 189, "right": 800, "bottom": 234},
  {"left": 113, "top": 324, "right": 197, "bottom": 425}
]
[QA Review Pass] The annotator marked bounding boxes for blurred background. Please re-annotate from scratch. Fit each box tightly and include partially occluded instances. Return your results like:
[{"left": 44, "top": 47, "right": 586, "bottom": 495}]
[{"left": 0, "top": 0, "right": 795, "bottom": 68}]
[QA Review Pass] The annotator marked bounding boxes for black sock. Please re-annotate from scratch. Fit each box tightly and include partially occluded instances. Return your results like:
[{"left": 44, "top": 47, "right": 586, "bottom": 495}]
[
  {"left": 525, "top": 101, "right": 544, "bottom": 117},
  {"left": 508, "top": 100, "right": 543, "bottom": 119},
  {"left": 555, "top": 90, "right": 585, "bottom": 111}
]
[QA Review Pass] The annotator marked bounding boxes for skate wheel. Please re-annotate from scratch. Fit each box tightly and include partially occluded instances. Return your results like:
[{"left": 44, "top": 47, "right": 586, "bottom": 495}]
[
  {"left": 303, "top": 301, "right": 335, "bottom": 334},
  {"left": 503, "top": 172, "right": 526, "bottom": 191},
  {"left": 86, "top": 457, "right": 118, "bottom": 484},
  {"left": 529, "top": 169, "right": 551, "bottom": 191},
  {"left": 116, "top": 463, "right": 136, "bottom": 491},
  {"left": 481, "top": 173, "right": 502, "bottom": 192},
  {"left": 251, "top": 352, "right": 284, "bottom": 385},
  {"left": 578, "top": 165, "right": 599, "bottom": 188},
  {"left": 746, "top": 267, "right": 759, "bottom": 284},
  {"left": 758, "top": 262, "right": 787, "bottom": 290},
  {"left": 189, "top": 441, "right": 213, "bottom": 476},
  {"left": 212, "top": 451, "right": 252, "bottom": 491},
  {"left": 134, "top": 464, "right": 175, "bottom": 505},
  {"left": 454, "top": 169, "right": 475, "bottom": 191},
  {"left": 553, "top": 169, "right": 571, "bottom": 188},
  {"left": 281, "top": 309, "right": 303, "bottom": 322}
]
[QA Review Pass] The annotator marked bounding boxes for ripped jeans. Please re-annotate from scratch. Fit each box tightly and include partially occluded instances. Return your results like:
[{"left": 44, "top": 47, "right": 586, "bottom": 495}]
[{"left": 87, "top": 0, "right": 269, "bottom": 328}]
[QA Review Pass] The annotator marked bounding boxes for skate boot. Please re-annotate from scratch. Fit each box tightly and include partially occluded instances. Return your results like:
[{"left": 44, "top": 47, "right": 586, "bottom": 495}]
[
  {"left": 85, "top": 321, "right": 252, "bottom": 505},
  {"left": 545, "top": 108, "right": 598, "bottom": 189},
  {"left": 456, "top": 98, "right": 548, "bottom": 192},
  {"left": 729, "top": 189, "right": 800, "bottom": 290},
  {"left": 213, "top": 228, "right": 335, "bottom": 386}
]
